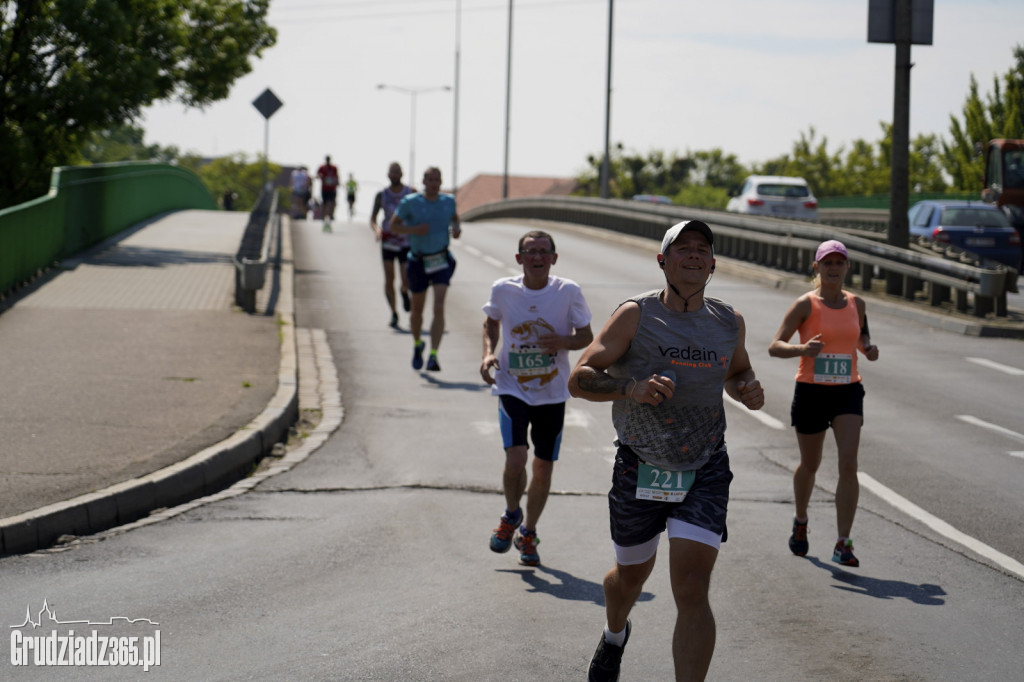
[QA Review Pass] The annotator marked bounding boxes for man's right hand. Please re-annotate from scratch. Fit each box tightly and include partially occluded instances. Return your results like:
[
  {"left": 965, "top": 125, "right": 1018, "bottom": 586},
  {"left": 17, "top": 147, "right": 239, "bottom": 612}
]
[{"left": 480, "top": 355, "right": 498, "bottom": 385}]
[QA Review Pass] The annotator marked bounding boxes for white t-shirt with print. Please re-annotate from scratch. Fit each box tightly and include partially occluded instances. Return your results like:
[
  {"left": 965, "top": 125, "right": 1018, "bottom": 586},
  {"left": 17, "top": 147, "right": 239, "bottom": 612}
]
[{"left": 482, "top": 275, "right": 591, "bottom": 406}]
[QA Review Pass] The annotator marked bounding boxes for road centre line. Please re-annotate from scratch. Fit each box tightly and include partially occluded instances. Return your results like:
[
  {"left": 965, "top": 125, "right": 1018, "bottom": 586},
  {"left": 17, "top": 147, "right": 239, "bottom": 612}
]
[
  {"left": 956, "top": 414, "right": 1024, "bottom": 443},
  {"left": 965, "top": 356, "right": 1024, "bottom": 376},
  {"left": 859, "top": 472, "right": 1024, "bottom": 581}
]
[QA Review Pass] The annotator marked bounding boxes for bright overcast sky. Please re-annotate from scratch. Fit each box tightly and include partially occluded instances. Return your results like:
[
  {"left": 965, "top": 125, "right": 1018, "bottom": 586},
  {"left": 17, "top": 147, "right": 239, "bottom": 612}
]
[{"left": 141, "top": 0, "right": 1024, "bottom": 207}]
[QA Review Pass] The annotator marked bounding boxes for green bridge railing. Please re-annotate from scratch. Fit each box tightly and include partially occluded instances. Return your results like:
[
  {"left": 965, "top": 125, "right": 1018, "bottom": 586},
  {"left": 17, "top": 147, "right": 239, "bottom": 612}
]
[{"left": 0, "top": 162, "right": 216, "bottom": 297}]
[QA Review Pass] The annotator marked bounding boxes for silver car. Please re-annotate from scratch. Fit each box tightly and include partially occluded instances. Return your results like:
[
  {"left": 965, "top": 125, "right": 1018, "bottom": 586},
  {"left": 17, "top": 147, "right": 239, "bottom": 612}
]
[{"left": 726, "top": 175, "right": 818, "bottom": 221}]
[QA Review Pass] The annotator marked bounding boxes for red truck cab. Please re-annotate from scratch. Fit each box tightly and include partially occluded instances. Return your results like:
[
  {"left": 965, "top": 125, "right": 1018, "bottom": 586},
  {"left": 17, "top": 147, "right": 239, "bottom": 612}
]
[
  {"left": 982, "top": 139, "right": 1024, "bottom": 215},
  {"left": 983, "top": 139, "right": 1024, "bottom": 271}
]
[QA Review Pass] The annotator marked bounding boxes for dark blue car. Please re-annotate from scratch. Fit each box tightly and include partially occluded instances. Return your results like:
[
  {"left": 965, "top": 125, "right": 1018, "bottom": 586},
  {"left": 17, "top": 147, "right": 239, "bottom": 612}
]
[{"left": 908, "top": 200, "right": 1021, "bottom": 270}]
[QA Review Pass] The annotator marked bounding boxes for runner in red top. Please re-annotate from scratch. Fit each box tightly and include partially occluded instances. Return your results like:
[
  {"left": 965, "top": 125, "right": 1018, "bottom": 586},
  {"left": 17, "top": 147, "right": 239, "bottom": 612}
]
[{"left": 317, "top": 155, "right": 339, "bottom": 228}]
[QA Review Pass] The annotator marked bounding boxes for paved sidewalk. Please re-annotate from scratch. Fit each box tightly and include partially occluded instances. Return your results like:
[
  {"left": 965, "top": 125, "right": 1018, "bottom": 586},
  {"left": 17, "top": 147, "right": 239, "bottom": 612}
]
[{"left": 0, "top": 209, "right": 297, "bottom": 556}]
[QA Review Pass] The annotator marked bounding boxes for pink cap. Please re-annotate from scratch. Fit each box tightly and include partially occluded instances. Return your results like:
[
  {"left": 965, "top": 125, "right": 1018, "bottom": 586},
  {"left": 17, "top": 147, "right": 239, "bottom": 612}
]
[{"left": 815, "top": 240, "right": 848, "bottom": 262}]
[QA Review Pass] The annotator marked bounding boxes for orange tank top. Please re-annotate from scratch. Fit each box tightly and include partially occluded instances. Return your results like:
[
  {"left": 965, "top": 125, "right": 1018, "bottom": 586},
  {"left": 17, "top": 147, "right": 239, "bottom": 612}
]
[{"left": 795, "top": 291, "right": 861, "bottom": 385}]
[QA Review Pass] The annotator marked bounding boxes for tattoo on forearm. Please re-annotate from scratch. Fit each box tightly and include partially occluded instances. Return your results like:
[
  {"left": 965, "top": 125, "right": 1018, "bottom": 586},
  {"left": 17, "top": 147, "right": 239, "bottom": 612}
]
[{"left": 576, "top": 368, "right": 627, "bottom": 395}]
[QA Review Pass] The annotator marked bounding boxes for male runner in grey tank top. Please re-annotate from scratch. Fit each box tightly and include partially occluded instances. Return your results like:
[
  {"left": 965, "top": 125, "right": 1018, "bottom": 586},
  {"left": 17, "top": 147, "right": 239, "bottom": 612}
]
[{"left": 569, "top": 220, "right": 765, "bottom": 682}]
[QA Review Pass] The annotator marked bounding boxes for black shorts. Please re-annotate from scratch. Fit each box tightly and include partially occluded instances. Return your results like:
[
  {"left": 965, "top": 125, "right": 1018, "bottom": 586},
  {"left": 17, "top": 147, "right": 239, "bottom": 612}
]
[
  {"left": 382, "top": 245, "right": 410, "bottom": 263},
  {"left": 322, "top": 190, "right": 337, "bottom": 203},
  {"left": 498, "top": 395, "right": 565, "bottom": 462},
  {"left": 608, "top": 444, "right": 732, "bottom": 548},
  {"left": 790, "top": 381, "right": 865, "bottom": 434}
]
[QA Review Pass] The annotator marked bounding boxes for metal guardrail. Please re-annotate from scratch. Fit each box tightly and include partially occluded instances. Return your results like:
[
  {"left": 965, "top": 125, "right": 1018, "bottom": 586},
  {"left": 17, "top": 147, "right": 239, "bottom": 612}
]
[
  {"left": 234, "top": 186, "right": 278, "bottom": 313},
  {"left": 463, "top": 196, "right": 1018, "bottom": 318}
]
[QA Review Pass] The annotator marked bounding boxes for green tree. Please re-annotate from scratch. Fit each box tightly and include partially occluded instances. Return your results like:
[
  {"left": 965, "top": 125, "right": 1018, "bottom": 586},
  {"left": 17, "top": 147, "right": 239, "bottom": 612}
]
[
  {"left": 909, "top": 133, "right": 947, "bottom": 193},
  {"left": 78, "top": 123, "right": 180, "bottom": 164},
  {"left": 750, "top": 127, "right": 843, "bottom": 197},
  {"left": 183, "top": 153, "right": 278, "bottom": 212},
  {"left": 687, "top": 148, "right": 745, "bottom": 191},
  {"left": 835, "top": 137, "right": 889, "bottom": 195},
  {"left": 574, "top": 144, "right": 735, "bottom": 201},
  {"left": 674, "top": 184, "right": 730, "bottom": 210},
  {"left": 942, "top": 44, "right": 1024, "bottom": 190},
  {"left": 752, "top": 124, "right": 946, "bottom": 198},
  {"left": 0, "top": 0, "right": 276, "bottom": 208}
]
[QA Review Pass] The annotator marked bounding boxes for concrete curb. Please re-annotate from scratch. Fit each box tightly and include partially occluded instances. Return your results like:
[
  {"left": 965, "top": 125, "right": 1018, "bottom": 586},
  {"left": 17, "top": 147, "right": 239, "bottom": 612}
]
[{"left": 0, "top": 217, "right": 298, "bottom": 557}]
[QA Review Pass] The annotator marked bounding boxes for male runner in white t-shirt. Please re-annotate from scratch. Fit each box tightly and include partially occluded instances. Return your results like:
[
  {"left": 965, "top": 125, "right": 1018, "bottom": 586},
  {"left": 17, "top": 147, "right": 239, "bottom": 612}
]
[{"left": 480, "top": 230, "right": 593, "bottom": 566}]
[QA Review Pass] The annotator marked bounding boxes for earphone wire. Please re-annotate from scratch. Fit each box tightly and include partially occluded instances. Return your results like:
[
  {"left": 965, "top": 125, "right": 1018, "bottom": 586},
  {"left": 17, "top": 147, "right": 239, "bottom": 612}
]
[{"left": 666, "top": 271, "right": 714, "bottom": 312}]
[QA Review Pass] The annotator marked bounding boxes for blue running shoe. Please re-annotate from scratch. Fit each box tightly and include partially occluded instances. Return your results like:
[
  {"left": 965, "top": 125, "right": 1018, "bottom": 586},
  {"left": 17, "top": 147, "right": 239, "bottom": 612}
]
[
  {"left": 489, "top": 511, "right": 521, "bottom": 553},
  {"left": 412, "top": 340, "right": 425, "bottom": 370},
  {"left": 426, "top": 354, "right": 441, "bottom": 372},
  {"left": 514, "top": 527, "right": 540, "bottom": 566}
]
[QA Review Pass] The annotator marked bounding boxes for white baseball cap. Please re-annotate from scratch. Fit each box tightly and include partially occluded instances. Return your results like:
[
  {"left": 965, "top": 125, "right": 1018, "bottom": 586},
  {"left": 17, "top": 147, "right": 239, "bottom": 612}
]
[{"left": 661, "top": 220, "right": 714, "bottom": 255}]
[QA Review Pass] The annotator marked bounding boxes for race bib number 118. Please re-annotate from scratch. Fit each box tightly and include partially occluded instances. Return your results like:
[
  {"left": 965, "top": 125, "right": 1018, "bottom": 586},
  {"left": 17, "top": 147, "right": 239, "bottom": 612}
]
[{"left": 813, "top": 353, "right": 852, "bottom": 384}]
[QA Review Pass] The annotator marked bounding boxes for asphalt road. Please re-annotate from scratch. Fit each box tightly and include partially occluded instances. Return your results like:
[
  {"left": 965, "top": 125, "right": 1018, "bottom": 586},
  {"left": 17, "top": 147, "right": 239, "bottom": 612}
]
[{"left": 1, "top": 215, "right": 1021, "bottom": 680}]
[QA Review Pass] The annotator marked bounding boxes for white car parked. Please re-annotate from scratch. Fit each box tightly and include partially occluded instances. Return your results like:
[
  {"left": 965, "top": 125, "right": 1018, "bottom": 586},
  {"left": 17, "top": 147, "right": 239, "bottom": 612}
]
[{"left": 726, "top": 175, "right": 818, "bottom": 221}]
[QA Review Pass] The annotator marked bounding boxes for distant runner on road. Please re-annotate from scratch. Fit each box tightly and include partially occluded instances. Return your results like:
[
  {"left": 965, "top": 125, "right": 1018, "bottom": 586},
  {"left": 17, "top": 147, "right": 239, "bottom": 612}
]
[
  {"left": 390, "top": 166, "right": 460, "bottom": 372},
  {"left": 370, "top": 162, "right": 416, "bottom": 328}
]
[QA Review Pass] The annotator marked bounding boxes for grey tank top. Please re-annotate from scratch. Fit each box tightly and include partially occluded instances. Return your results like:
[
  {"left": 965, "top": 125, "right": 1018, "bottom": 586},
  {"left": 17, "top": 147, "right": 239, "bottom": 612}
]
[{"left": 609, "top": 290, "right": 739, "bottom": 471}]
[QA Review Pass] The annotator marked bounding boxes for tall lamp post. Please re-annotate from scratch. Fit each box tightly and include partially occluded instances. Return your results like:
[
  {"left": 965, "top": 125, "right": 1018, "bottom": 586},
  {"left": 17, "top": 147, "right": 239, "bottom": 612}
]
[
  {"left": 377, "top": 84, "right": 452, "bottom": 183},
  {"left": 601, "top": 0, "right": 614, "bottom": 199}
]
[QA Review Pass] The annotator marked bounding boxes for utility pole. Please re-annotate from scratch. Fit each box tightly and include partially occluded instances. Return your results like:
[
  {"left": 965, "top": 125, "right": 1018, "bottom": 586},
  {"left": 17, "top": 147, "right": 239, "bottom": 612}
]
[
  {"left": 889, "top": 0, "right": 912, "bottom": 245},
  {"left": 868, "top": 0, "right": 932, "bottom": 293},
  {"left": 503, "top": 0, "right": 513, "bottom": 199},
  {"left": 600, "top": 0, "right": 614, "bottom": 199},
  {"left": 453, "top": 0, "right": 461, "bottom": 197}
]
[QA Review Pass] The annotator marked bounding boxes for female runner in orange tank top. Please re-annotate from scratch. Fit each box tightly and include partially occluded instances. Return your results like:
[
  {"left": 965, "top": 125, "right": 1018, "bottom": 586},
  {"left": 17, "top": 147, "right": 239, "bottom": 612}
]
[{"left": 769, "top": 240, "right": 879, "bottom": 567}]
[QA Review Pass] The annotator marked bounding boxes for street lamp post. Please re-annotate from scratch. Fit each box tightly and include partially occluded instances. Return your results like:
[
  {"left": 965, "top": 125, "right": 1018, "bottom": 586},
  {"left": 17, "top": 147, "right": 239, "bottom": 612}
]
[{"left": 377, "top": 84, "right": 451, "bottom": 183}]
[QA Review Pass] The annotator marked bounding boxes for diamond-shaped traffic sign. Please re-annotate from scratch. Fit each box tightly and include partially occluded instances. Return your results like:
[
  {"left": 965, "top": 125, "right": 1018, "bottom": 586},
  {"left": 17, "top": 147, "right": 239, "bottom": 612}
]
[{"left": 252, "top": 88, "right": 283, "bottom": 119}]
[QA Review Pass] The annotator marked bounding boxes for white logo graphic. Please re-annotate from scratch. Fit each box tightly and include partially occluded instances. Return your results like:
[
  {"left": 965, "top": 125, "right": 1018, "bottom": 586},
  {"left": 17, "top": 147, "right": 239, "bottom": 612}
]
[{"left": 10, "top": 600, "right": 161, "bottom": 671}]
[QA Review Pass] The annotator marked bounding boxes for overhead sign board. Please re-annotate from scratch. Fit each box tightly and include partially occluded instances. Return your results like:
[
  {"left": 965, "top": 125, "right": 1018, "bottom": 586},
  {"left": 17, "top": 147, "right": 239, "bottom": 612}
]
[{"left": 867, "top": 0, "right": 933, "bottom": 45}]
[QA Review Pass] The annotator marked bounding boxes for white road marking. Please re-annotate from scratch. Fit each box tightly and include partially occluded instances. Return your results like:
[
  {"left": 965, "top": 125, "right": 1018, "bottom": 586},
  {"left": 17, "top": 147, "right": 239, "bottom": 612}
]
[
  {"left": 965, "top": 357, "right": 1024, "bottom": 376},
  {"left": 458, "top": 240, "right": 521, "bottom": 274},
  {"left": 472, "top": 421, "right": 500, "bottom": 436},
  {"left": 956, "top": 414, "right": 1024, "bottom": 443},
  {"left": 859, "top": 472, "right": 1024, "bottom": 581},
  {"left": 724, "top": 394, "right": 786, "bottom": 430}
]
